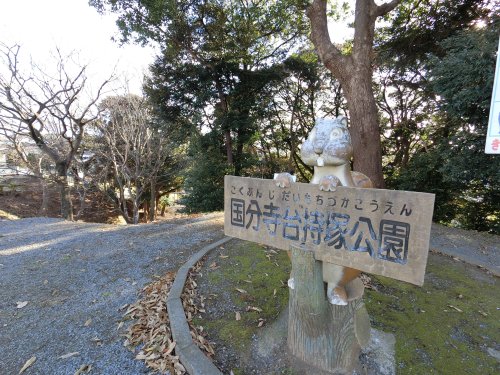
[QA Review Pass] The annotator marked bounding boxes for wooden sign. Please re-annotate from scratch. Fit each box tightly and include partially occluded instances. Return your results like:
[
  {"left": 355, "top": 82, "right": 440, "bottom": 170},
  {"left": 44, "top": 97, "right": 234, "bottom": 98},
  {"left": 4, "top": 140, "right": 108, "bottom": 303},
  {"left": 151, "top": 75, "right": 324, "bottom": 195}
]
[{"left": 224, "top": 175, "right": 435, "bottom": 286}]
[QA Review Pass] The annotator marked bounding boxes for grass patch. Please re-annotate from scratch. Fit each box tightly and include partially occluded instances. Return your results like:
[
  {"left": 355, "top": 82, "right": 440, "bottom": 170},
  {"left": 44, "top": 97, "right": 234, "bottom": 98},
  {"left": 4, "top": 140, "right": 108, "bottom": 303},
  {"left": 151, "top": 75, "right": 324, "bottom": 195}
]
[
  {"left": 364, "top": 254, "right": 499, "bottom": 374},
  {"left": 196, "top": 240, "right": 291, "bottom": 353},
  {"left": 198, "top": 239, "right": 499, "bottom": 374}
]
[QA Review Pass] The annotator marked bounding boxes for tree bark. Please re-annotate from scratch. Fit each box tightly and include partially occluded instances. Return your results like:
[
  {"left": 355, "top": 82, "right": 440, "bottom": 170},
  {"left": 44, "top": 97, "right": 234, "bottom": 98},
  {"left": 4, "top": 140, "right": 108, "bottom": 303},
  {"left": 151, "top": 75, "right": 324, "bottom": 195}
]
[
  {"left": 288, "top": 246, "right": 370, "bottom": 374},
  {"left": 149, "top": 181, "right": 157, "bottom": 222},
  {"left": 343, "top": 74, "right": 385, "bottom": 188},
  {"left": 39, "top": 179, "right": 49, "bottom": 216},
  {"left": 133, "top": 200, "right": 140, "bottom": 224},
  {"left": 307, "top": 0, "right": 401, "bottom": 188},
  {"left": 56, "top": 161, "right": 73, "bottom": 221}
]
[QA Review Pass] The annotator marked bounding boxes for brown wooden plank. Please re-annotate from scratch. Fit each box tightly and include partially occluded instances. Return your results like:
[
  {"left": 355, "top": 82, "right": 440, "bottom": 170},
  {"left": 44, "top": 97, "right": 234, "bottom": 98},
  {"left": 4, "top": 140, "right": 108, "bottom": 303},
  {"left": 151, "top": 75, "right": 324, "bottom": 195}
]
[{"left": 224, "top": 175, "right": 435, "bottom": 286}]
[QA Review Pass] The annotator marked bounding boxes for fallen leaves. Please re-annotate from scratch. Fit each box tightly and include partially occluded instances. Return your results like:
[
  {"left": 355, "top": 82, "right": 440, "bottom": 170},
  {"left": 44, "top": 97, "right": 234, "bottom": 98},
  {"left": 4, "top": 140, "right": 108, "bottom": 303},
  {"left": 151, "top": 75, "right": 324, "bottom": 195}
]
[
  {"left": 74, "top": 364, "right": 92, "bottom": 375},
  {"left": 59, "top": 352, "right": 79, "bottom": 359},
  {"left": 123, "top": 261, "right": 215, "bottom": 375},
  {"left": 448, "top": 305, "right": 463, "bottom": 313},
  {"left": 360, "top": 273, "right": 377, "bottom": 291},
  {"left": 16, "top": 301, "right": 28, "bottom": 309},
  {"left": 123, "top": 271, "right": 181, "bottom": 374},
  {"left": 91, "top": 337, "right": 102, "bottom": 347},
  {"left": 19, "top": 356, "right": 36, "bottom": 374},
  {"left": 246, "top": 306, "right": 262, "bottom": 313},
  {"left": 235, "top": 312, "right": 241, "bottom": 321}
]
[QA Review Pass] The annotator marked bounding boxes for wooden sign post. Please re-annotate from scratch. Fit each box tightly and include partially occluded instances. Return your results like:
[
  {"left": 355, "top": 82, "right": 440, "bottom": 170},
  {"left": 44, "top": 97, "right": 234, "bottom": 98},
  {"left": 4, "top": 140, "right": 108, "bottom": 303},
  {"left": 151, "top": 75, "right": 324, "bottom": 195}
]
[{"left": 224, "top": 175, "right": 435, "bottom": 374}]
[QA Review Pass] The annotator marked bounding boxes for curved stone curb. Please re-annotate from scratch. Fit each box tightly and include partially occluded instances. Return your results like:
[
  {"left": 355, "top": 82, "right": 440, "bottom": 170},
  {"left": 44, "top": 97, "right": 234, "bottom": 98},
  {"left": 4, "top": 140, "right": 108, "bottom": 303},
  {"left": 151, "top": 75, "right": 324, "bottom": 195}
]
[{"left": 166, "top": 236, "right": 232, "bottom": 375}]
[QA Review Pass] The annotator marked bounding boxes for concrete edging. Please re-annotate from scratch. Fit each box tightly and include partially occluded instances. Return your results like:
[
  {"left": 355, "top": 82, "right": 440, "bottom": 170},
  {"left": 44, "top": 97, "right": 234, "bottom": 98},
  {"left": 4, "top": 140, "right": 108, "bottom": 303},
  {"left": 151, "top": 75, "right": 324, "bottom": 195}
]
[{"left": 166, "top": 236, "right": 232, "bottom": 375}]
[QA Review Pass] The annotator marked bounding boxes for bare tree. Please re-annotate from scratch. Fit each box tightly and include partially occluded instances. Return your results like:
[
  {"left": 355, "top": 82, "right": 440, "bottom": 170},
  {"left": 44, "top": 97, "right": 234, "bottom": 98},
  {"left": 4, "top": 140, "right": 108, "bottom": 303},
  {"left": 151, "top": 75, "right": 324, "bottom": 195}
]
[
  {"left": 0, "top": 124, "right": 51, "bottom": 214},
  {"left": 306, "top": 0, "right": 402, "bottom": 188},
  {"left": 0, "top": 44, "right": 112, "bottom": 219},
  {"left": 94, "top": 94, "right": 171, "bottom": 224}
]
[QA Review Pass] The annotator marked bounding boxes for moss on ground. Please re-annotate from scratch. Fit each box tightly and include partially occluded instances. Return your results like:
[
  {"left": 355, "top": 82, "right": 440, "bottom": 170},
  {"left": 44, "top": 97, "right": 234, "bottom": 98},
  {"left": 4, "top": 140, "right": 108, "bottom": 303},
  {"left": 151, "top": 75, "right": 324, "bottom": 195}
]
[
  {"left": 364, "top": 254, "right": 499, "bottom": 374},
  {"left": 197, "top": 240, "right": 498, "bottom": 374},
  {"left": 195, "top": 240, "right": 291, "bottom": 354}
]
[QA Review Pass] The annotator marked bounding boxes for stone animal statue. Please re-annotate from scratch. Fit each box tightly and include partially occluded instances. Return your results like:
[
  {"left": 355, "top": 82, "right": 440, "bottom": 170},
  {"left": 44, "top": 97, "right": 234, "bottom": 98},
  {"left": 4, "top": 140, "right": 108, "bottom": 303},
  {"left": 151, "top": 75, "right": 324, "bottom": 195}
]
[{"left": 275, "top": 117, "right": 372, "bottom": 305}]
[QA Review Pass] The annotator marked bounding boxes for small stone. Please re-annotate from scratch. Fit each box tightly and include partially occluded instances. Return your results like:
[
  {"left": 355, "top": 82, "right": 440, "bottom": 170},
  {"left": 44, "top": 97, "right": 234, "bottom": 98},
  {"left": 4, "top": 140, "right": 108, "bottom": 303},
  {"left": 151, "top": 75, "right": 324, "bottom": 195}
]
[{"left": 487, "top": 347, "right": 500, "bottom": 362}]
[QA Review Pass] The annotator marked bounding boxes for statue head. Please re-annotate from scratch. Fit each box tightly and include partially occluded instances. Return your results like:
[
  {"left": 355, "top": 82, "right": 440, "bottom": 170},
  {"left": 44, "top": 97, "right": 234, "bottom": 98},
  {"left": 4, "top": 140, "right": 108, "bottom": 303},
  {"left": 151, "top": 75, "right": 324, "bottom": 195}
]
[{"left": 300, "top": 117, "right": 353, "bottom": 167}]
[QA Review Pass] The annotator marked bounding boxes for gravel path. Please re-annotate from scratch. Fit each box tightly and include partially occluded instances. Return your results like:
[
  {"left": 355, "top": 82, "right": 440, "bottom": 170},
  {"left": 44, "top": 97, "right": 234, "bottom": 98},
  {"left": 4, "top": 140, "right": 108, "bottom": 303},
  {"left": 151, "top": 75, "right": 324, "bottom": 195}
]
[
  {"left": 0, "top": 214, "right": 497, "bottom": 375},
  {"left": 0, "top": 213, "right": 224, "bottom": 375}
]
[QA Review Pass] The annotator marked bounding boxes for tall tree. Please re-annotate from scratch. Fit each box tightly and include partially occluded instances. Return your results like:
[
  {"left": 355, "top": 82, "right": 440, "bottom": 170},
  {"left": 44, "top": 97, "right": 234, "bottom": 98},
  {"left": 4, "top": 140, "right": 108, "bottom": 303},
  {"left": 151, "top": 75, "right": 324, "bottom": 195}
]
[
  {"left": 91, "top": 0, "right": 310, "bottom": 211},
  {"left": 93, "top": 94, "right": 180, "bottom": 224},
  {"left": 306, "top": 0, "right": 402, "bottom": 188},
  {"left": 374, "top": 0, "right": 499, "bottom": 233},
  {"left": 255, "top": 52, "right": 347, "bottom": 181},
  {"left": 91, "top": 0, "right": 307, "bottom": 174},
  {"left": 376, "top": 0, "right": 493, "bottom": 69},
  {"left": 0, "top": 44, "right": 112, "bottom": 219}
]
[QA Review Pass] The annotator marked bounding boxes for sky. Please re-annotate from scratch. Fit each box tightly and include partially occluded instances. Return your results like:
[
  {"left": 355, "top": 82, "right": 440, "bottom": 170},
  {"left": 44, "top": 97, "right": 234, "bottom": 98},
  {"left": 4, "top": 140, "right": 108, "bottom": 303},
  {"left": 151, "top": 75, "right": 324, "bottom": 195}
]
[
  {"left": 0, "top": 0, "right": 360, "bottom": 96},
  {"left": 0, "top": 0, "right": 156, "bottom": 95}
]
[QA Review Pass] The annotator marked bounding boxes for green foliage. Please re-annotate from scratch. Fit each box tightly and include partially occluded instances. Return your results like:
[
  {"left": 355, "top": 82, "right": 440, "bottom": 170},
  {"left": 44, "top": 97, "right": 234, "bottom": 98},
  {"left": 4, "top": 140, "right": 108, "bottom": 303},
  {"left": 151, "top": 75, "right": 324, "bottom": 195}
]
[
  {"left": 92, "top": 0, "right": 312, "bottom": 188},
  {"left": 180, "top": 133, "right": 233, "bottom": 212},
  {"left": 381, "top": 5, "right": 499, "bottom": 233},
  {"left": 376, "top": 0, "right": 492, "bottom": 68}
]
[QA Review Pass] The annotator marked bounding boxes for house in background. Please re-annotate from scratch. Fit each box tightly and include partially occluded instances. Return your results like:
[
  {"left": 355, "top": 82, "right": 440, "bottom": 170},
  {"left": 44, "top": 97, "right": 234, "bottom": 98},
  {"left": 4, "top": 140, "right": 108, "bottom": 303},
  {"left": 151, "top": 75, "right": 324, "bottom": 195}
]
[{"left": 0, "top": 138, "right": 40, "bottom": 177}]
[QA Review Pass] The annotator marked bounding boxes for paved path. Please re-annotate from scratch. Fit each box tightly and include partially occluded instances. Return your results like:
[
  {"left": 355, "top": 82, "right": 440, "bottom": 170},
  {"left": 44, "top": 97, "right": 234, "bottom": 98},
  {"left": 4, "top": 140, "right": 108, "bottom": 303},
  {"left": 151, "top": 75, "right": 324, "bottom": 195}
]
[
  {"left": 430, "top": 223, "right": 499, "bottom": 276},
  {"left": 0, "top": 214, "right": 224, "bottom": 375}
]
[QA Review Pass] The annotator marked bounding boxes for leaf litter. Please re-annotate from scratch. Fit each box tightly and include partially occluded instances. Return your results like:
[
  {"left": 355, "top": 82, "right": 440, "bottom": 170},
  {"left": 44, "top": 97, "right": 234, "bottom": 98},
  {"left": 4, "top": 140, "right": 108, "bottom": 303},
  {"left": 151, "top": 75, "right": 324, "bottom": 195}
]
[
  {"left": 123, "top": 261, "right": 215, "bottom": 374},
  {"left": 18, "top": 356, "right": 36, "bottom": 374}
]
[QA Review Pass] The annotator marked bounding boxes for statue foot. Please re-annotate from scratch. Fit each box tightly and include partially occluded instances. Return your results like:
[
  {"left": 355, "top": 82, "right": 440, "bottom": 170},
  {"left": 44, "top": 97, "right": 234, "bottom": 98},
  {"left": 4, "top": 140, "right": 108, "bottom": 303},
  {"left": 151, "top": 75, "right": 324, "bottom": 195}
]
[{"left": 327, "top": 284, "right": 348, "bottom": 306}]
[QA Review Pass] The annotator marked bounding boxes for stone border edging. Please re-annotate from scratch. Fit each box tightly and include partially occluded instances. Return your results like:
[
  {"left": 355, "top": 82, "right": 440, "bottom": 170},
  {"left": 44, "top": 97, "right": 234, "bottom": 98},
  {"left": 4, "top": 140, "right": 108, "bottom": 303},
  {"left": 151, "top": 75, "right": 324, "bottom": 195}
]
[{"left": 166, "top": 237, "right": 232, "bottom": 375}]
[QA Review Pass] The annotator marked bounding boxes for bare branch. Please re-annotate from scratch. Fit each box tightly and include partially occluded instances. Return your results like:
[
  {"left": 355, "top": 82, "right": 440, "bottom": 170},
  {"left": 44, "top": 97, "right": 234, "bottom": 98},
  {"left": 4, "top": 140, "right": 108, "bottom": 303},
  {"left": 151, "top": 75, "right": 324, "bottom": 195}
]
[{"left": 373, "top": 0, "right": 402, "bottom": 18}]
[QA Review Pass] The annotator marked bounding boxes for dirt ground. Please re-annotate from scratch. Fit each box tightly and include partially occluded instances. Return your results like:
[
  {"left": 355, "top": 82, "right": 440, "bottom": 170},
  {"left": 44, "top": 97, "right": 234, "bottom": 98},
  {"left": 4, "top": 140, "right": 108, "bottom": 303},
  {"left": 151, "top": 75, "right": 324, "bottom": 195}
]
[{"left": 0, "top": 177, "right": 186, "bottom": 224}]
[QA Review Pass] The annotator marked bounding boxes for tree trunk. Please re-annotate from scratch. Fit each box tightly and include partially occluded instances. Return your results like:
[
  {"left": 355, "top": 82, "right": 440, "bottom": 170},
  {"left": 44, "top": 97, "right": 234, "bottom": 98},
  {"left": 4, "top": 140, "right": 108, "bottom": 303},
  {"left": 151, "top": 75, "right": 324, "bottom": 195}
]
[
  {"left": 132, "top": 200, "right": 140, "bottom": 224},
  {"left": 288, "top": 246, "right": 370, "bottom": 374},
  {"left": 39, "top": 179, "right": 49, "bottom": 216},
  {"left": 344, "top": 75, "right": 385, "bottom": 188},
  {"left": 306, "top": 0, "right": 401, "bottom": 189},
  {"left": 225, "top": 129, "right": 234, "bottom": 166},
  {"left": 118, "top": 187, "right": 132, "bottom": 224},
  {"left": 149, "top": 181, "right": 157, "bottom": 222},
  {"left": 56, "top": 162, "right": 73, "bottom": 221}
]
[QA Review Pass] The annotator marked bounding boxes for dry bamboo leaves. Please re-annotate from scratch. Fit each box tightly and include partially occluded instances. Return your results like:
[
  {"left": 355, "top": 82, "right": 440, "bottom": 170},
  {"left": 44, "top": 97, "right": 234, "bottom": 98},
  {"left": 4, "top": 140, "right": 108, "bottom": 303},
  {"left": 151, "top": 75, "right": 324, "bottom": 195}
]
[
  {"left": 74, "top": 364, "right": 92, "bottom": 375},
  {"left": 16, "top": 301, "right": 28, "bottom": 309},
  {"left": 59, "top": 352, "right": 80, "bottom": 359},
  {"left": 18, "top": 356, "right": 36, "bottom": 374},
  {"left": 123, "top": 262, "right": 215, "bottom": 374}
]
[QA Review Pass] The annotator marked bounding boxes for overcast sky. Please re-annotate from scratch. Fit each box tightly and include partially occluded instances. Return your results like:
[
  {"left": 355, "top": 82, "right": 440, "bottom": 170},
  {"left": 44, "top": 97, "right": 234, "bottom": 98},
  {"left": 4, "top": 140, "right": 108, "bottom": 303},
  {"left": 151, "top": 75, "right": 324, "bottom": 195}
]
[{"left": 0, "top": 0, "right": 155, "bottom": 95}]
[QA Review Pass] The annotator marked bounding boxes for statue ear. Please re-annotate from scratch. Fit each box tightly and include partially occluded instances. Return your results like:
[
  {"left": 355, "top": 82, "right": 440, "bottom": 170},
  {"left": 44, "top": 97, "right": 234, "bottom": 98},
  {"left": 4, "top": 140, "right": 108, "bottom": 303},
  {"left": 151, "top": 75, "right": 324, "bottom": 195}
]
[{"left": 339, "top": 116, "right": 348, "bottom": 128}]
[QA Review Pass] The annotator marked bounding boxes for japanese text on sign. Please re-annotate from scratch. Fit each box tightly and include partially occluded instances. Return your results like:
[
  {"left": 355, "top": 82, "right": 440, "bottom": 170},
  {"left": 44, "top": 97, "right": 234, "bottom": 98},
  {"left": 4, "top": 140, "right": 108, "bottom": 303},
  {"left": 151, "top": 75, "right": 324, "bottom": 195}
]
[{"left": 224, "top": 176, "right": 435, "bottom": 285}]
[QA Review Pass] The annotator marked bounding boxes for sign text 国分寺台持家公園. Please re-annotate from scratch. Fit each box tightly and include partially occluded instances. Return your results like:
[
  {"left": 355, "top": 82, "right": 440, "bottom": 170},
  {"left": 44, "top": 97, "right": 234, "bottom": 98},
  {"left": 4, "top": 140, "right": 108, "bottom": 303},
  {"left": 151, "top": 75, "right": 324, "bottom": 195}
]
[{"left": 224, "top": 175, "right": 435, "bottom": 286}]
